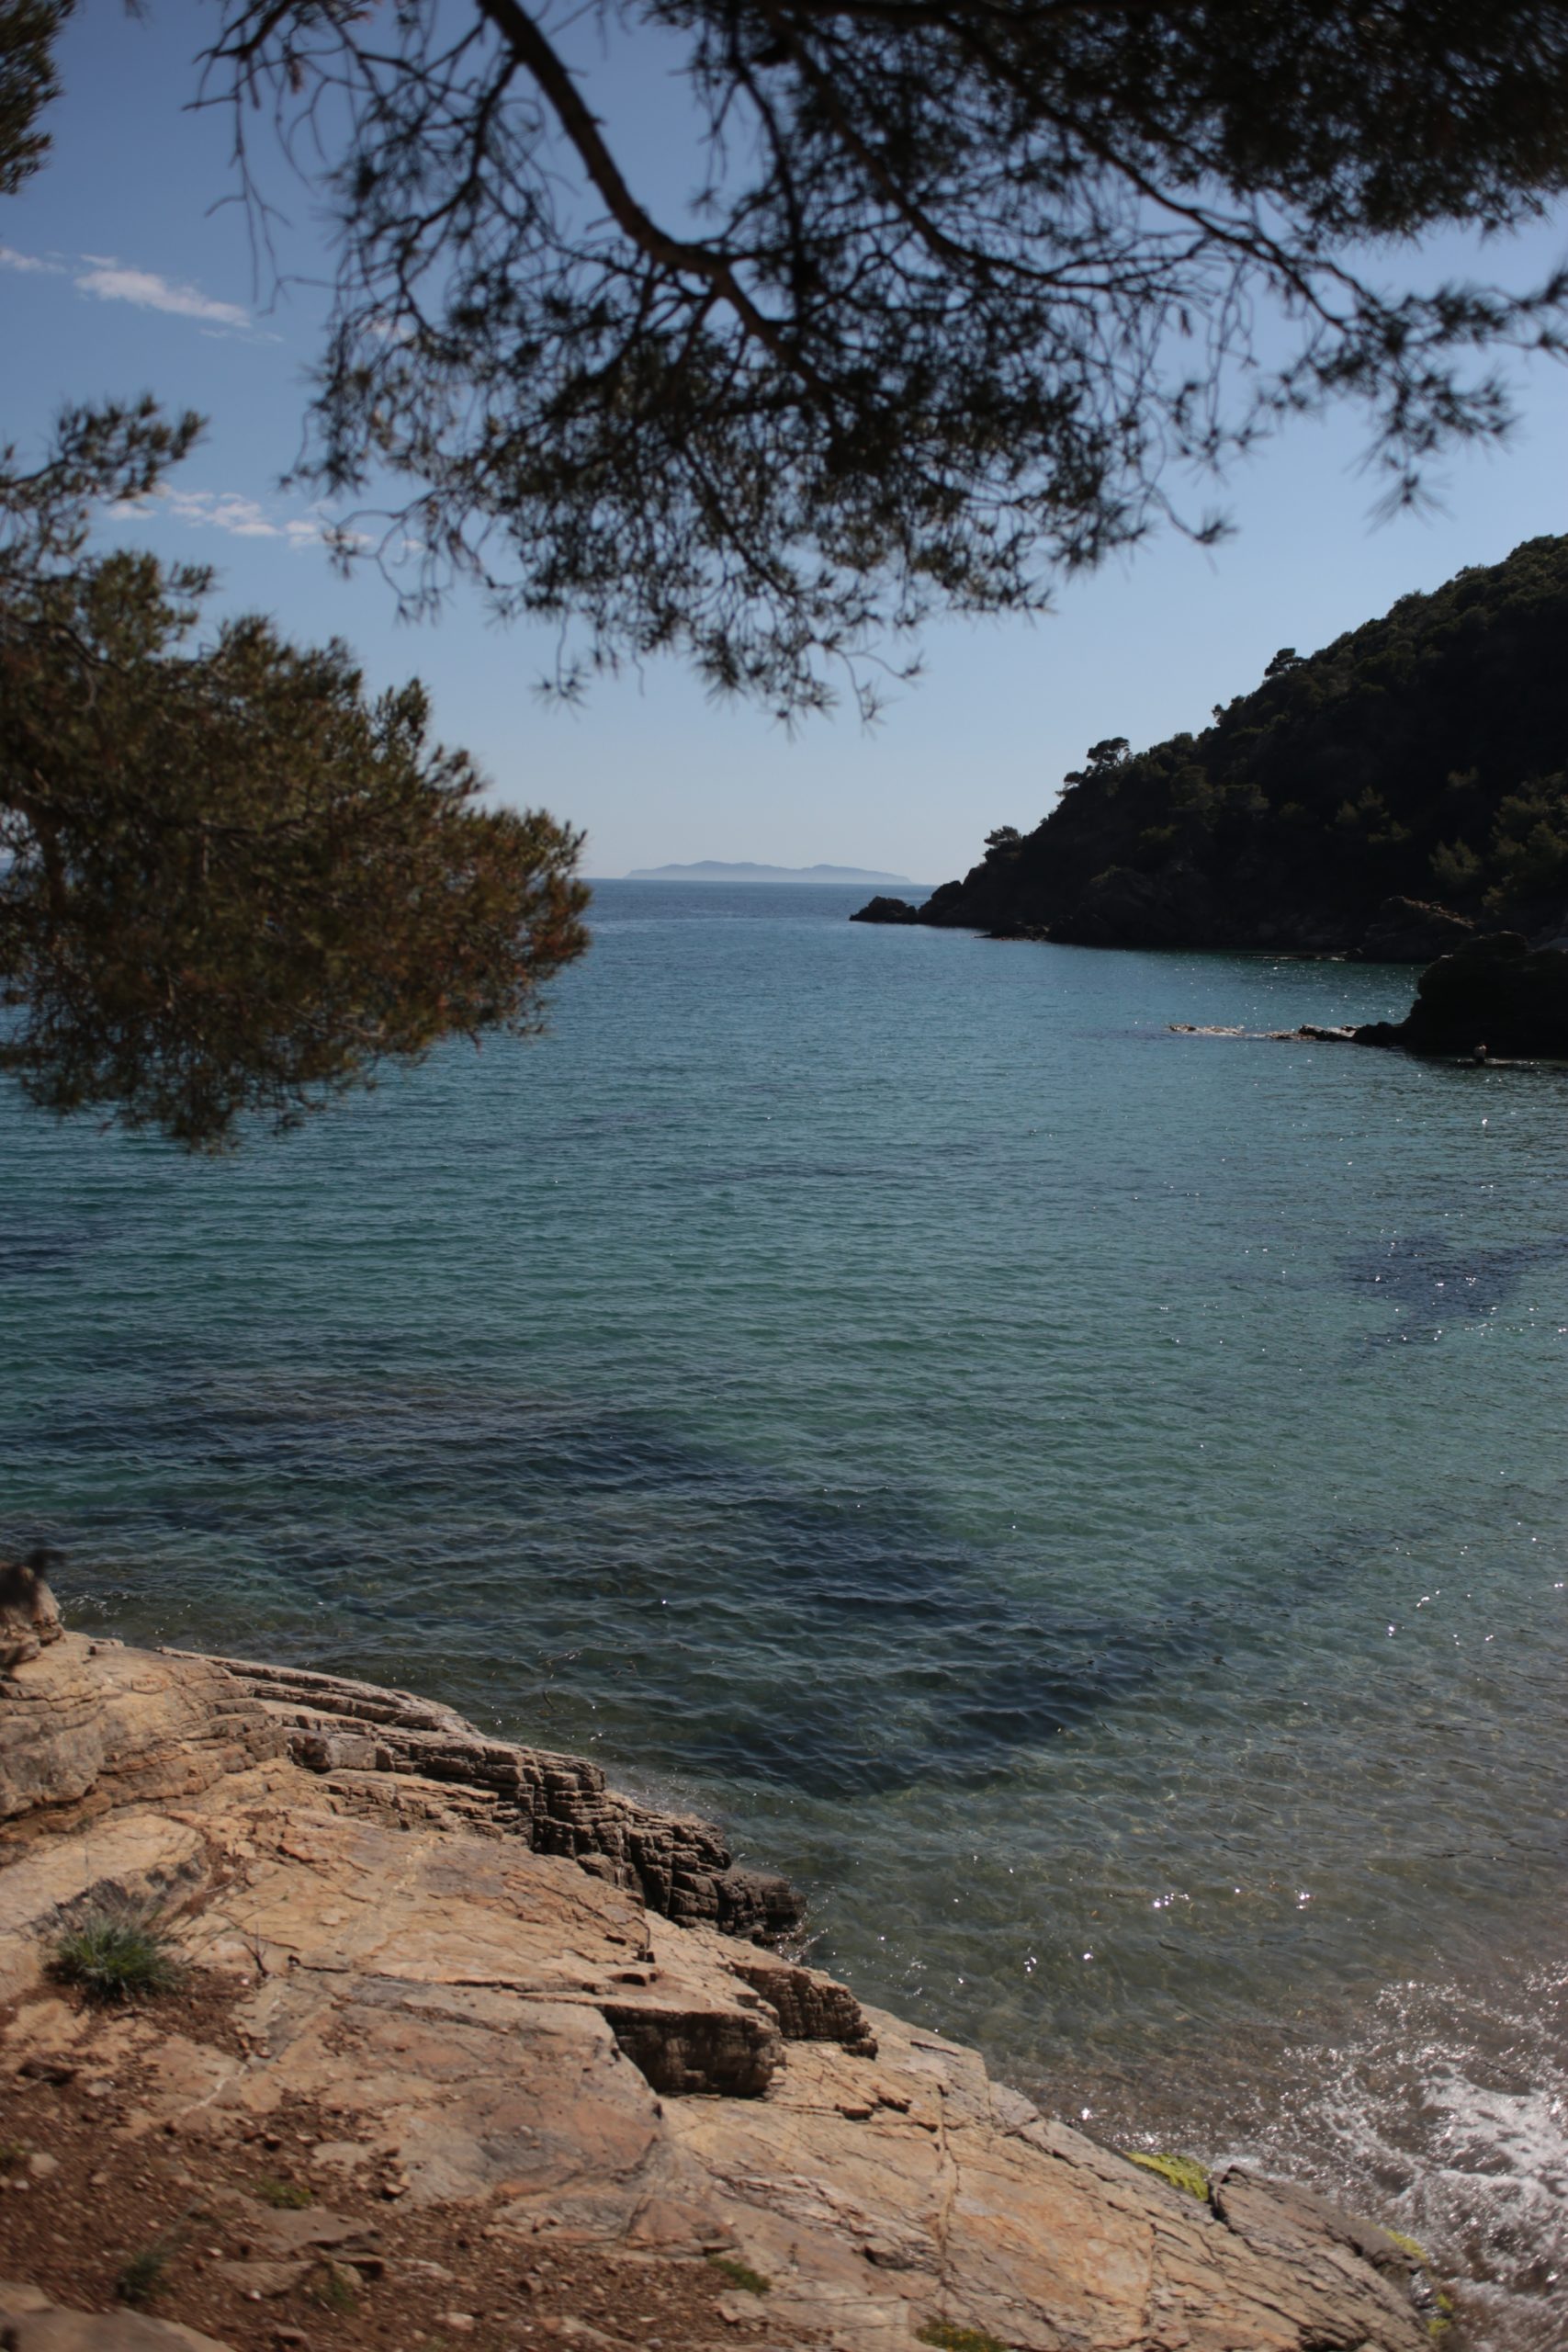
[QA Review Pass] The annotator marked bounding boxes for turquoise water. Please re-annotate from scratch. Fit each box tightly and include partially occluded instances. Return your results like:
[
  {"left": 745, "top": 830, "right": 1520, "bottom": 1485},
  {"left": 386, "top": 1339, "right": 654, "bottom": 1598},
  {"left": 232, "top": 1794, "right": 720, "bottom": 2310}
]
[{"left": 4, "top": 883, "right": 1566, "bottom": 2341}]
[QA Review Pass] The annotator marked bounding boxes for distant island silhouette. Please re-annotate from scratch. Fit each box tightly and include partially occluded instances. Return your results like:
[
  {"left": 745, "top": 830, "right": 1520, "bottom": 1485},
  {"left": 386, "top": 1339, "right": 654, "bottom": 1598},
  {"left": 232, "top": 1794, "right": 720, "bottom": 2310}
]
[{"left": 624, "top": 859, "right": 917, "bottom": 886}]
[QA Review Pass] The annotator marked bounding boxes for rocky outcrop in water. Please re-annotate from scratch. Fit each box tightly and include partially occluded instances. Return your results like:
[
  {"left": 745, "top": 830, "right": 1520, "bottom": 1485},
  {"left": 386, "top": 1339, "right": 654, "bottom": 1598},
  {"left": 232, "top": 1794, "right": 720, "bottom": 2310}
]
[
  {"left": 848, "top": 895, "right": 919, "bottom": 926},
  {"left": 0, "top": 1629, "right": 1435, "bottom": 2351},
  {"left": 1352, "top": 932, "right": 1568, "bottom": 1057}
]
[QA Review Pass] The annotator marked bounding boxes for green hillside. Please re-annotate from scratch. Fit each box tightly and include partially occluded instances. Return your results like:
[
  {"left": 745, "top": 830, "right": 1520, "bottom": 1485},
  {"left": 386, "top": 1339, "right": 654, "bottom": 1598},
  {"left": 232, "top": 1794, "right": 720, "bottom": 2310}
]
[{"left": 897, "top": 536, "right": 1568, "bottom": 955}]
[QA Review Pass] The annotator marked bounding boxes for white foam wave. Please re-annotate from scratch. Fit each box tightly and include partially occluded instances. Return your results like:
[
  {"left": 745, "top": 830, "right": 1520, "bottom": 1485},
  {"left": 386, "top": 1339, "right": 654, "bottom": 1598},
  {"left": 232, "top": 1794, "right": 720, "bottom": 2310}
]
[{"left": 1235, "top": 1968, "right": 1568, "bottom": 2349}]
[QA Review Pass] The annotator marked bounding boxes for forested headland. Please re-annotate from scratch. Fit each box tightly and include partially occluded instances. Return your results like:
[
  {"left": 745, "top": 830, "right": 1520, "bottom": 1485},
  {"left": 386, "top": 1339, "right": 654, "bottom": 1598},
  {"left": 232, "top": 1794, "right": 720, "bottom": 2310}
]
[{"left": 860, "top": 537, "right": 1568, "bottom": 957}]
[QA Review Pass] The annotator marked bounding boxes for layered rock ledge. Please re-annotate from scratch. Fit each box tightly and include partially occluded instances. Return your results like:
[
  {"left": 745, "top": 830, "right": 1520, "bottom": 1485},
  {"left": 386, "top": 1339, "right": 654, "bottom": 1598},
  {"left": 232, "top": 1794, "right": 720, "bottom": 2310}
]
[{"left": 0, "top": 1630, "right": 1433, "bottom": 2351}]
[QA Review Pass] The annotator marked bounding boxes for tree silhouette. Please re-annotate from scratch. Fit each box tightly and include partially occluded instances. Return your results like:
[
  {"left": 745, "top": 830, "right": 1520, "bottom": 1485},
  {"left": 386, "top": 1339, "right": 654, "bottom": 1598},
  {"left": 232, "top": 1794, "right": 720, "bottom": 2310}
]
[{"left": 206, "top": 0, "right": 1568, "bottom": 717}]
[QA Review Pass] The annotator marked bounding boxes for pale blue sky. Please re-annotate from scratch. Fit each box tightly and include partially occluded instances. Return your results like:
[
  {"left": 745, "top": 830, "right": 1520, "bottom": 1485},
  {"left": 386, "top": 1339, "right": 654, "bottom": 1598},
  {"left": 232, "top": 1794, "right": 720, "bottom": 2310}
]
[{"left": 5, "top": 5, "right": 1567, "bottom": 884}]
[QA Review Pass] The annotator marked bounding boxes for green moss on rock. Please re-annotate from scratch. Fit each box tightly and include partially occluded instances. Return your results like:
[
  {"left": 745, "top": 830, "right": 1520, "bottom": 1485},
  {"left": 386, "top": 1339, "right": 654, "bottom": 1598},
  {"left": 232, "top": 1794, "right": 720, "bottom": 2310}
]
[
  {"left": 706, "top": 2255, "right": 771, "bottom": 2295},
  {"left": 1123, "top": 2150, "right": 1211, "bottom": 2200},
  {"left": 917, "top": 2323, "right": 1011, "bottom": 2352},
  {"left": 1383, "top": 2228, "right": 1431, "bottom": 2266}
]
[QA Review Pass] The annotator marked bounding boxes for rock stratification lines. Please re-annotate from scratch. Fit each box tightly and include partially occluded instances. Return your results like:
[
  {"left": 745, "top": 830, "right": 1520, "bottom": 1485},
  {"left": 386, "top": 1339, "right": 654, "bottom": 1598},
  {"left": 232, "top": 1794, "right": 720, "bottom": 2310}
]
[{"left": 0, "top": 1632, "right": 1431, "bottom": 2351}]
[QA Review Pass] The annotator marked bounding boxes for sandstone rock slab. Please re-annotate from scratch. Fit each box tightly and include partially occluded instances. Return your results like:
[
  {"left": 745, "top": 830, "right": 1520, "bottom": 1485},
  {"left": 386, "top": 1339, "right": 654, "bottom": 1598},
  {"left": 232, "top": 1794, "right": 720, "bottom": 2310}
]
[
  {"left": 0, "top": 2282, "right": 232, "bottom": 2352},
  {"left": 0, "top": 1636, "right": 1430, "bottom": 2352}
]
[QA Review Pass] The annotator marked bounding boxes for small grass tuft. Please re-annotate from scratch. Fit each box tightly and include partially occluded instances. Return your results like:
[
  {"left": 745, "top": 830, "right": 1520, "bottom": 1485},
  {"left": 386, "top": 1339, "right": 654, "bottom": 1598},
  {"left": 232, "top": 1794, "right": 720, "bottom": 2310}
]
[
  {"left": 916, "top": 2323, "right": 1011, "bottom": 2352},
  {"left": 1123, "top": 2149, "right": 1210, "bottom": 2201},
  {"left": 707, "top": 2254, "right": 771, "bottom": 2294},
  {"left": 1384, "top": 2227, "right": 1431, "bottom": 2266},
  {"left": 310, "top": 2261, "right": 359, "bottom": 2315},
  {"left": 255, "top": 2175, "right": 313, "bottom": 2209},
  {"left": 51, "top": 1901, "right": 185, "bottom": 2003},
  {"left": 116, "top": 2247, "right": 170, "bottom": 2309}
]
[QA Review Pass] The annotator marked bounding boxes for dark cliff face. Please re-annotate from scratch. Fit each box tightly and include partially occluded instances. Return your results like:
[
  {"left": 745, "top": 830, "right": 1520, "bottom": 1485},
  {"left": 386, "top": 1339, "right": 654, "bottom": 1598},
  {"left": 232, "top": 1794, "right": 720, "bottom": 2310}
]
[{"left": 872, "top": 534, "right": 1568, "bottom": 956}]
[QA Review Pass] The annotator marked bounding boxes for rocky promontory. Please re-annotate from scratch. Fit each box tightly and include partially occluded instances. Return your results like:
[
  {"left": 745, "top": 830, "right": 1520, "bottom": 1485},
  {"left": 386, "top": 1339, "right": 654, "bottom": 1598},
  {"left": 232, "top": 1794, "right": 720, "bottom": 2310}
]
[
  {"left": 855, "top": 536, "right": 1568, "bottom": 960},
  {"left": 0, "top": 1589, "right": 1438, "bottom": 2351}
]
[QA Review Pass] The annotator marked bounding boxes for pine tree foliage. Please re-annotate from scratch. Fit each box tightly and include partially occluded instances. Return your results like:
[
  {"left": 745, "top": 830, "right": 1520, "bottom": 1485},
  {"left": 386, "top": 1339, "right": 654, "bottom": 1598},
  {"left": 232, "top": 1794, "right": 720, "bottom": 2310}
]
[
  {"left": 0, "top": 9, "right": 588, "bottom": 1148},
  {"left": 206, "top": 0, "right": 1568, "bottom": 716},
  {"left": 0, "top": 402, "right": 589, "bottom": 1149},
  {"left": 0, "top": 0, "right": 65, "bottom": 197}
]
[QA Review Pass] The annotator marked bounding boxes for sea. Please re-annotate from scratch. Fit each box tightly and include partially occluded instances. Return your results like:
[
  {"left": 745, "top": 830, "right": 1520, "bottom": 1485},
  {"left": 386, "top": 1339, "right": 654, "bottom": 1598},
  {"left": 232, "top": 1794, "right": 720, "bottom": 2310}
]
[{"left": 4, "top": 880, "right": 1565, "bottom": 2345}]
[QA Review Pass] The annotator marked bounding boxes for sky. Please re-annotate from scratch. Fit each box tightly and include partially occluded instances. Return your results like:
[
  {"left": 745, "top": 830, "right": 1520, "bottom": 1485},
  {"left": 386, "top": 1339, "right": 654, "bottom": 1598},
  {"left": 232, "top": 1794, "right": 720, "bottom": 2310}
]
[{"left": 5, "top": 6, "right": 1568, "bottom": 886}]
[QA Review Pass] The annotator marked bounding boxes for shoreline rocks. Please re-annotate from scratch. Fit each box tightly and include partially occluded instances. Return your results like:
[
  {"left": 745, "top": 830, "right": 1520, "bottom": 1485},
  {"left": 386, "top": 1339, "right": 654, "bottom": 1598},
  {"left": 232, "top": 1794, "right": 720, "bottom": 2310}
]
[
  {"left": 164, "top": 1649, "right": 802, "bottom": 1944},
  {"left": 0, "top": 1629, "right": 1435, "bottom": 2350}
]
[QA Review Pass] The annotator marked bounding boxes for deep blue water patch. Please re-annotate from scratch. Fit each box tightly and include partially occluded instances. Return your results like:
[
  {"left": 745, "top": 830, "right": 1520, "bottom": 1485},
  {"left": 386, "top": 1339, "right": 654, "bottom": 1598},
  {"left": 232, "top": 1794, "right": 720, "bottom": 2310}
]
[{"left": 1344, "top": 1229, "right": 1568, "bottom": 1311}]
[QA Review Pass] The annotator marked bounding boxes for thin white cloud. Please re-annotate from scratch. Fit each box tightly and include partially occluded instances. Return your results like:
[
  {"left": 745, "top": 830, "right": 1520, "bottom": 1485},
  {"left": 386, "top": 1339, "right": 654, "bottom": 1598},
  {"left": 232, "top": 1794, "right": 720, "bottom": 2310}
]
[
  {"left": 110, "top": 485, "right": 329, "bottom": 550},
  {"left": 75, "top": 263, "right": 252, "bottom": 331},
  {"left": 0, "top": 244, "right": 66, "bottom": 275},
  {"left": 1, "top": 241, "right": 267, "bottom": 332}
]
